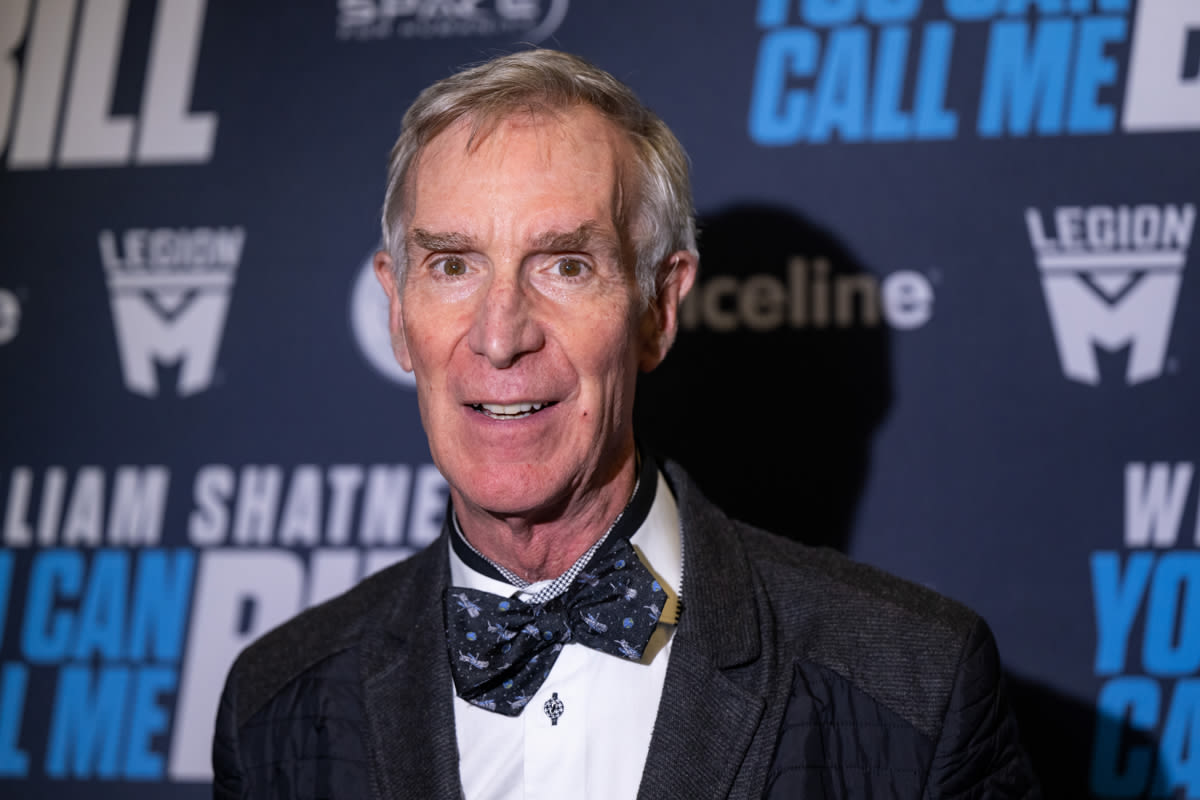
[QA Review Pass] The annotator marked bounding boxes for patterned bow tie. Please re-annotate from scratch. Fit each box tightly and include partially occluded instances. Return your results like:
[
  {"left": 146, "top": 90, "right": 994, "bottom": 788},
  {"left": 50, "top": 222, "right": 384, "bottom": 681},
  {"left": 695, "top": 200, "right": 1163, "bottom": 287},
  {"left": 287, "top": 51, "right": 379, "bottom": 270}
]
[{"left": 445, "top": 536, "right": 668, "bottom": 716}]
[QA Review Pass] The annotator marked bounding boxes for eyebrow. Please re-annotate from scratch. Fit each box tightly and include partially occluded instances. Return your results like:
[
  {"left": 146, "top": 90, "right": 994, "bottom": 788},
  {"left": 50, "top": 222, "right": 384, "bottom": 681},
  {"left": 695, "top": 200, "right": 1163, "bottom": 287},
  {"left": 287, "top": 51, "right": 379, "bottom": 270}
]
[
  {"left": 409, "top": 228, "right": 474, "bottom": 252},
  {"left": 533, "top": 222, "right": 620, "bottom": 259},
  {"left": 409, "top": 223, "right": 622, "bottom": 259}
]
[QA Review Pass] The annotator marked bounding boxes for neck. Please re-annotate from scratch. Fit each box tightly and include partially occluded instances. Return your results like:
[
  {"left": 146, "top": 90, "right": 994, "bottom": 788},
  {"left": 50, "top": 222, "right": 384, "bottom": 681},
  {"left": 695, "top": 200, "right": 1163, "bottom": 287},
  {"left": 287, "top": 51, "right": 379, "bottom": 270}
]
[{"left": 452, "top": 456, "right": 638, "bottom": 583}]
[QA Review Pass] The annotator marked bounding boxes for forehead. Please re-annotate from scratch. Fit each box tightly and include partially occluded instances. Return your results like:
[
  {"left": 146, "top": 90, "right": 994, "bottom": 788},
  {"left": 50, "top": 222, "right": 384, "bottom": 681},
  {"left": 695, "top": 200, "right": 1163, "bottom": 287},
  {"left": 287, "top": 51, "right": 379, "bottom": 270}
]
[{"left": 407, "top": 106, "right": 636, "bottom": 237}]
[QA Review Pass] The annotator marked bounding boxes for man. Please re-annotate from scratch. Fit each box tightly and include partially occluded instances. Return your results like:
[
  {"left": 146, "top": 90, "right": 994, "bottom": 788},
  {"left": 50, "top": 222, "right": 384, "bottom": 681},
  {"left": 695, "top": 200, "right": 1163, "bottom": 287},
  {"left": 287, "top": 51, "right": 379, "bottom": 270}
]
[{"left": 213, "top": 50, "right": 1038, "bottom": 798}]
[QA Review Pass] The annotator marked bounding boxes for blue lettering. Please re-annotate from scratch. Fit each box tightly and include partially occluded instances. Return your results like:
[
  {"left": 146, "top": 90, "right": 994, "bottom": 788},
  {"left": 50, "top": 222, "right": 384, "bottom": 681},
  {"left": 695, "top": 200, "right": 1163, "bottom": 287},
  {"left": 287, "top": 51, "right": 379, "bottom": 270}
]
[
  {"left": 913, "top": 22, "right": 959, "bottom": 138},
  {"left": 1091, "top": 676, "right": 1157, "bottom": 796},
  {"left": 1155, "top": 680, "right": 1200, "bottom": 797},
  {"left": 123, "top": 667, "right": 175, "bottom": 779},
  {"left": 870, "top": 27, "right": 913, "bottom": 139},
  {"left": 758, "top": 0, "right": 791, "bottom": 26},
  {"left": 1092, "top": 551, "right": 1153, "bottom": 675},
  {"left": 978, "top": 20, "right": 1074, "bottom": 136},
  {"left": 1066, "top": 16, "right": 1125, "bottom": 133},
  {"left": 1071, "top": 0, "right": 1129, "bottom": 10},
  {"left": 21, "top": 551, "right": 81, "bottom": 663},
  {"left": 45, "top": 666, "right": 128, "bottom": 779},
  {"left": 749, "top": 29, "right": 820, "bottom": 144},
  {"left": 72, "top": 551, "right": 128, "bottom": 661},
  {"left": 1004, "top": 0, "right": 1064, "bottom": 14},
  {"left": 810, "top": 26, "right": 870, "bottom": 142},
  {"left": 803, "top": 0, "right": 859, "bottom": 26},
  {"left": 944, "top": 0, "right": 998, "bottom": 21},
  {"left": 128, "top": 550, "right": 194, "bottom": 661},
  {"left": 1143, "top": 553, "right": 1200, "bottom": 676},
  {"left": 0, "top": 663, "right": 29, "bottom": 777},
  {"left": 867, "top": 0, "right": 920, "bottom": 23},
  {"left": 0, "top": 552, "right": 12, "bottom": 646}
]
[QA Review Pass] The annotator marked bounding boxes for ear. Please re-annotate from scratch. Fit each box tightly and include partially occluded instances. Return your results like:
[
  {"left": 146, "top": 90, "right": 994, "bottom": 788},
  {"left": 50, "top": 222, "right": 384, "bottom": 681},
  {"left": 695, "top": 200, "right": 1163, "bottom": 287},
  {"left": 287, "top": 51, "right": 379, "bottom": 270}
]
[
  {"left": 638, "top": 250, "right": 698, "bottom": 372},
  {"left": 373, "top": 250, "right": 413, "bottom": 372}
]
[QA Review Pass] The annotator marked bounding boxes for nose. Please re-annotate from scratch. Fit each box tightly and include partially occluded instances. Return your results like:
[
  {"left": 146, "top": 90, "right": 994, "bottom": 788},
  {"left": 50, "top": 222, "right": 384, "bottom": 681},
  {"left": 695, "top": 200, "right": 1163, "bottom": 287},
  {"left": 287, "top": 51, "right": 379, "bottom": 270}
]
[{"left": 467, "top": 273, "right": 545, "bottom": 368}]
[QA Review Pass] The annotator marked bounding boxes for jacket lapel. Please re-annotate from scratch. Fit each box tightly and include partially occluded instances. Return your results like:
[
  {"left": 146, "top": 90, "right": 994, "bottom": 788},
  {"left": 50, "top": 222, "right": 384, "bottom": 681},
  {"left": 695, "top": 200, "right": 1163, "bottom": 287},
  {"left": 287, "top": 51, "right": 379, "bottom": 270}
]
[
  {"left": 638, "top": 463, "right": 777, "bottom": 800},
  {"left": 360, "top": 537, "right": 464, "bottom": 799}
]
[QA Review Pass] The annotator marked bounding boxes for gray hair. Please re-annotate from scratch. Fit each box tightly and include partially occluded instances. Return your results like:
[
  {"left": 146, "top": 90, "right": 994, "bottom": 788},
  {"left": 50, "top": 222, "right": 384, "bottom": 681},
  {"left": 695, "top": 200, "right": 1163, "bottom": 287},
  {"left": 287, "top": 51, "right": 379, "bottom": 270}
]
[{"left": 380, "top": 49, "right": 697, "bottom": 301}]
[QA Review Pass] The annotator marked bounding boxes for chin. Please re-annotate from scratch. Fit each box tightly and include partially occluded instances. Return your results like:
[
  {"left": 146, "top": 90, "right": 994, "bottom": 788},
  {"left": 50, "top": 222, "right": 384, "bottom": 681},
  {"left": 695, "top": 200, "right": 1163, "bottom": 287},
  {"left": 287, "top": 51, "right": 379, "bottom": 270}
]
[{"left": 448, "top": 461, "right": 567, "bottom": 518}]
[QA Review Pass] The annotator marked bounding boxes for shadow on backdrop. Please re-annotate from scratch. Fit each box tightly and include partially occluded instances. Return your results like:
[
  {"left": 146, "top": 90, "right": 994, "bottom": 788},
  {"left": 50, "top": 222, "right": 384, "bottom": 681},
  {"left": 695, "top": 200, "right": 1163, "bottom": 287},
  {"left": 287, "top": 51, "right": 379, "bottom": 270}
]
[
  {"left": 636, "top": 204, "right": 891, "bottom": 551},
  {"left": 635, "top": 204, "right": 1169, "bottom": 797},
  {"left": 1007, "top": 672, "right": 1173, "bottom": 798}
]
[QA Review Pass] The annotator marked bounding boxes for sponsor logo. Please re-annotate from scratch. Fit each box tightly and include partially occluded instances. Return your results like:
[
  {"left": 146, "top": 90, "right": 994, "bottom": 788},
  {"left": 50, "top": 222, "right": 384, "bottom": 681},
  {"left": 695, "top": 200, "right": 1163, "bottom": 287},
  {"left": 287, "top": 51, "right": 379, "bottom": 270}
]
[
  {"left": 0, "top": 289, "right": 19, "bottom": 345},
  {"left": 100, "top": 227, "right": 244, "bottom": 397},
  {"left": 749, "top": 0, "right": 1200, "bottom": 144},
  {"left": 336, "top": 0, "right": 569, "bottom": 42},
  {"left": 1027, "top": 203, "right": 1193, "bottom": 385},
  {"left": 680, "top": 257, "right": 935, "bottom": 332},
  {"left": 1091, "top": 461, "right": 1200, "bottom": 798},
  {"left": 0, "top": 461, "right": 447, "bottom": 782},
  {"left": 351, "top": 254, "right": 417, "bottom": 388},
  {"left": 0, "top": 0, "right": 218, "bottom": 169}
]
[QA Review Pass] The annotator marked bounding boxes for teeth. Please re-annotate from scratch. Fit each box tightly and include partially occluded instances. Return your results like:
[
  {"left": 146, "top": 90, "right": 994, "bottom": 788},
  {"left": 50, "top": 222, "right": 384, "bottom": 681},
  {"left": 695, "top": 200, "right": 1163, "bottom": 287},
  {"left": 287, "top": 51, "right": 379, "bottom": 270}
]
[{"left": 476, "top": 402, "right": 551, "bottom": 418}]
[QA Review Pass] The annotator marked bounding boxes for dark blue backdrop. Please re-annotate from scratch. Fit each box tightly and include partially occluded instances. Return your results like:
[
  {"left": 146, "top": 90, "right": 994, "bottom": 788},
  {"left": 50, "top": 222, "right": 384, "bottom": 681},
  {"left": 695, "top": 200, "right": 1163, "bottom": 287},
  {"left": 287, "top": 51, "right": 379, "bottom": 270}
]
[{"left": 2, "top": 0, "right": 1198, "bottom": 797}]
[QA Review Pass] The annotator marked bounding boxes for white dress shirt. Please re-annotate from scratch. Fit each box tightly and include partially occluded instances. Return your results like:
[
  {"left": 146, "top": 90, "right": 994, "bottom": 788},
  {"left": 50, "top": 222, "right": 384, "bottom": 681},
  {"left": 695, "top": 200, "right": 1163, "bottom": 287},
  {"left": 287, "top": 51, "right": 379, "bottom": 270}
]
[{"left": 449, "top": 469, "right": 683, "bottom": 800}]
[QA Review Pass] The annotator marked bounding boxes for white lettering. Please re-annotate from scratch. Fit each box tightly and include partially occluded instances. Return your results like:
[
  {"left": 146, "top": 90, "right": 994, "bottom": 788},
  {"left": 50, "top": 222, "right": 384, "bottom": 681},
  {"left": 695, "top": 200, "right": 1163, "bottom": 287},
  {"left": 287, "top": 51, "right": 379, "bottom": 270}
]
[
  {"left": 6, "top": 0, "right": 72, "bottom": 168},
  {"left": 231, "top": 466, "right": 282, "bottom": 545},
  {"left": 60, "top": 467, "right": 104, "bottom": 547},
  {"left": 881, "top": 270, "right": 934, "bottom": 330},
  {"left": 2, "top": 467, "right": 33, "bottom": 546},
  {"left": 1123, "top": 0, "right": 1200, "bottom": 132},
  {"left": 1030, "top": 204, "right": 1192, "bottom": 385},
  {"left": 188, "top": 464, "right": 233, "bottom": 546},
  {"left": 169, "top": 550, "right": 305, "bottom": 781},
  {"left": 58, "top": 0, "right": 135, "bottom": 166},
  {"left": 277, "top": 465, "right": 322, "bottom": 547},
  {"left": 106, "top": 466, "right": 169, "bottom": 545},
  {"left": 325, "top": 465, "right": 364, "bottom": 545},
  {"left": 1125, "top": 462, "right": 1195, "bottom": 548},
  {"left": 409, "top": 464, "right": 449, "bottom": 548},
  {"left": 360, "top": 466, "right": 412, "bottom": 546},
  {"left": 680, "top": 258, "right": 934, "bottom": 332},
  {"left": 0, "top": 288, "right": 20, "bottom": 345},
  {"left": 4, "top": 0, "right": 217, "bottom": 169}
]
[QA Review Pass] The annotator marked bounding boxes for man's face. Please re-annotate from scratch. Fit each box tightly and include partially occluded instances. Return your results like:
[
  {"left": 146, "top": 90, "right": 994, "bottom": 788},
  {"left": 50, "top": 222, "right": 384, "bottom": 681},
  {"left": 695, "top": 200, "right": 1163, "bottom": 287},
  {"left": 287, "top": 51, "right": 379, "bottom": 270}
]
[{"left": 375, "top": 107, "right": 691, "bottom": 523}]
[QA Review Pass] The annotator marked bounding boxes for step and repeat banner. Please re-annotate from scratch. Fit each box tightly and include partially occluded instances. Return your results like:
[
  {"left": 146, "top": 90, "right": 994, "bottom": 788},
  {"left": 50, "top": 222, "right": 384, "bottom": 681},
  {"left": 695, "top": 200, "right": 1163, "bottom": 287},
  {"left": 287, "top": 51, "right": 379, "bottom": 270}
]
[{"left": 0, "top": 1, "right": 1197, "bottom": 797}]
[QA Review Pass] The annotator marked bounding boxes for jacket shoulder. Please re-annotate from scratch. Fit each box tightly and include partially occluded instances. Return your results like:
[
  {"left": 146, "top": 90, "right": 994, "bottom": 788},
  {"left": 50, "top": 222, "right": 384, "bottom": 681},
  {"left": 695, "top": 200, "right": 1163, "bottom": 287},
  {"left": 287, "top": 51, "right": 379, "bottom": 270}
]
[
  {"left": 739, "top": 523, "right": 987, "bottom": 739},
  {"left": 224, "top": 544, "right": 438, "bottom": 726}
]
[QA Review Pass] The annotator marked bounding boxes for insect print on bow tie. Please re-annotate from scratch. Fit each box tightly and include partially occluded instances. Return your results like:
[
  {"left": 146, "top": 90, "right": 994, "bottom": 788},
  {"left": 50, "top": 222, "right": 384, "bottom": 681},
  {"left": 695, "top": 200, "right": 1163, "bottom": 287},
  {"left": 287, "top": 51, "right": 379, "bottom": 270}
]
[
  {"left": 611, "top": 582, "right": 638, "bottom": 601},
  {"left": 522, "top": 623, "right": 541, "bottom": 637},
  {"left": 643, "top": 602, "right": 661, "bottom": 621},
  {"left": 509, "top": 695, "right": 531, "bottom": 711},
  {"left": 458, "top": 651, "right": 490, "bottom": 669},
  {"left": 577, "top": 571, "right": 600, "bottom": 587},
  {"left": 487, "top": 621, "right": 518, "bottom": 640},
  {"left": 615, "top": 640, "right": 641, "bottom": 660},
  {"left": 581, "top": 612, "right": 609, "bottom": 633},
  {"left": 452, "top": 593, "right": 483, "bottom": 618},
  {"left": 473, "top": 699, "right": 497, "bottom": 711}
]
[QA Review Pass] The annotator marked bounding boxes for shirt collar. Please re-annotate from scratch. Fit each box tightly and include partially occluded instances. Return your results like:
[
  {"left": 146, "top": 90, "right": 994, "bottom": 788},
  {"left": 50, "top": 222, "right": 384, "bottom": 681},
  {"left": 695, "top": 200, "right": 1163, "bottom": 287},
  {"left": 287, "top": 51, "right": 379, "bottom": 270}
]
[{"left": 448, "top": 455, "right": 683, "bottom": 610}]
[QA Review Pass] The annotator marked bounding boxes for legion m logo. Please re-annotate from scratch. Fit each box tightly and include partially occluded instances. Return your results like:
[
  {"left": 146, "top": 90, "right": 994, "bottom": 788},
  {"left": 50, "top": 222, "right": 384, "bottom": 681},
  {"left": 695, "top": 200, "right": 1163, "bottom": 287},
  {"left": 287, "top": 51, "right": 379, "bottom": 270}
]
[
  {"left": 100, "top": 227, "right": 244, "bottom": 397},
  {"left": 1027, "top": 204, "right": 1194, "bottom": 386}
]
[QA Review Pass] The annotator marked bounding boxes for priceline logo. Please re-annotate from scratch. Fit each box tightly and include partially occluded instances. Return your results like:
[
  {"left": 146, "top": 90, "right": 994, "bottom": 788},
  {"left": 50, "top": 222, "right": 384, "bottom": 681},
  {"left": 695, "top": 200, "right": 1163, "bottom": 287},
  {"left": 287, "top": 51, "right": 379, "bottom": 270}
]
[{"left": 679, "top": 257, "right": 934, "bottom": 332}]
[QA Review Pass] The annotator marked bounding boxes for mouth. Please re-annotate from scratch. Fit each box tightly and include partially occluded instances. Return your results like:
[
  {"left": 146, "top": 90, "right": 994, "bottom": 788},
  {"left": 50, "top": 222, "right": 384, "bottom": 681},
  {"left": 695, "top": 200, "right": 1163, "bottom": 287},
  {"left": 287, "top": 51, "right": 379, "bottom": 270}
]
[{"left": 469, "top": 401, "right": 558, "bottom": 420}]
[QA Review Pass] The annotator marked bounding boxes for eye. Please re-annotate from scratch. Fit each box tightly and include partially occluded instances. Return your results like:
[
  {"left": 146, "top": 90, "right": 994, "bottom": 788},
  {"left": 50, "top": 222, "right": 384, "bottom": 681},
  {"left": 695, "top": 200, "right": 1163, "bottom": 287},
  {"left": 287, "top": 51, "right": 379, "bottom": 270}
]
[
  {"left": 555, "top": 258, "right": 587, "bottom": 278},
  {"left": 434, "top": 257, "right": 467, "bottom": 276}
]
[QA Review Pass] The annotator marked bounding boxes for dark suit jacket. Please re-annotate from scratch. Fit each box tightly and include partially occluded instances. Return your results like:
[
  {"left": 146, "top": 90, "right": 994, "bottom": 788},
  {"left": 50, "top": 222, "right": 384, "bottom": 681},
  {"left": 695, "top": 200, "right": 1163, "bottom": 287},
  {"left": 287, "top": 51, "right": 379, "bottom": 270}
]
[{"left": 213, "top": 462, "right": 1039, "bottom": 798}]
